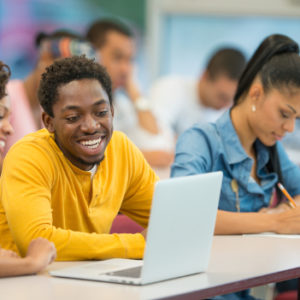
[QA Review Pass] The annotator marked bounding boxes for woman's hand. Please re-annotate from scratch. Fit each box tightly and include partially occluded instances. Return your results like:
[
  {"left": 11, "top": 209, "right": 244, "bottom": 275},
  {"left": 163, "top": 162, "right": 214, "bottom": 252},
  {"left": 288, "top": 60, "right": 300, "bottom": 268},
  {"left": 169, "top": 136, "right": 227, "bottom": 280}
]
[
  {"left": 0, "top": 248, "right": 19, "bottom": 258},
  {"left": 259, "top": 202, "right": 291, "bottom": 214},
  {"left": 24, "top": 237, "right": 57, "bottom": 273},
  {"left": 273, "top": 206, "right": 300, "bottom": 234}
]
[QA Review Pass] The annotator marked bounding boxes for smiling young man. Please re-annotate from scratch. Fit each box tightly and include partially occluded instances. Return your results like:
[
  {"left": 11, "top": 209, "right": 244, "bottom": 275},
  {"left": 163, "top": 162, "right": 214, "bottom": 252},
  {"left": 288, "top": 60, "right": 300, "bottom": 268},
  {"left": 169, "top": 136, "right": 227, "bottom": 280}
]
[
  {"left": 0, "top": 56, "right": 158, "bottom": 260},
  {"left": 44, "top": 78, "right": 112, "bottom": 170}
]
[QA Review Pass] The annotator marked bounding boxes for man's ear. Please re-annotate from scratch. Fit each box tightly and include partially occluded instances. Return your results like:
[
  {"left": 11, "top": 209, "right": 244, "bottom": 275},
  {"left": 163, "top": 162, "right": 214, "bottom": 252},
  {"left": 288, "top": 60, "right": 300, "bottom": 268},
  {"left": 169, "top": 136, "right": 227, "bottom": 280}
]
[
  {"left": 201, "top": 70, "right": 209, "bottom": 82},
  {"left": 42, "top": 112, "right": 55, "bottom": 133}
]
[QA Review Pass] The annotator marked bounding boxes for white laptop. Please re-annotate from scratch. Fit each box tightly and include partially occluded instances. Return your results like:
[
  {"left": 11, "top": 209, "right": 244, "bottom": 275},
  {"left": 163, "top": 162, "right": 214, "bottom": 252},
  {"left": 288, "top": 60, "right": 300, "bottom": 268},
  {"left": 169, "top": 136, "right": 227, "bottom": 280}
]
[{"left": 50, "top": 171, "right": 223, "bottom": 285}]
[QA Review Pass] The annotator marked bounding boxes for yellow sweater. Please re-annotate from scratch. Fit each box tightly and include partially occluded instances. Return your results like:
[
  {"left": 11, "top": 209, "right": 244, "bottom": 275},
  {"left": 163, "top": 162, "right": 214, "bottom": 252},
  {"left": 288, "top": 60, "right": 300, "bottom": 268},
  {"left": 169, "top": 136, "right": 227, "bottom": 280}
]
[{"left": 0, "top": 129, "right": 158, "bottom": 260}]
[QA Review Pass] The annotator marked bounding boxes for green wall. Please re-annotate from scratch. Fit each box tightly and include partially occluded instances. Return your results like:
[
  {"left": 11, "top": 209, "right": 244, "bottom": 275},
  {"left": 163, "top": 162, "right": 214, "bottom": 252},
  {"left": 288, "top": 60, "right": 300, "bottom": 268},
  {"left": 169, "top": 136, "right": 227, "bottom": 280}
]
[{"left": 88, "top": 0, "right": 146, "bottom": 31}]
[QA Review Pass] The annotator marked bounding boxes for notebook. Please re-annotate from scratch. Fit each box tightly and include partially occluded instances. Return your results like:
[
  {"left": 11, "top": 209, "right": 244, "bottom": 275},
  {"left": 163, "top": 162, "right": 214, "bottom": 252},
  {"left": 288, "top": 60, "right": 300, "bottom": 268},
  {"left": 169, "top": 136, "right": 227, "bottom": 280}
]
[{"left": 50, "top": 171, "right": 223, "bottom": 285}]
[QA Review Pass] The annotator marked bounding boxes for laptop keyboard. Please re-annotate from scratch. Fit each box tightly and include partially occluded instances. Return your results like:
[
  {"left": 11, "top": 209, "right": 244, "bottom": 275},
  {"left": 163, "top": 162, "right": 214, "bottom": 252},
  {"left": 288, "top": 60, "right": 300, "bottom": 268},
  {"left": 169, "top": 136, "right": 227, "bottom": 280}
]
[{"left": 105, "top": 266, "right": 142, "bottom": 278}]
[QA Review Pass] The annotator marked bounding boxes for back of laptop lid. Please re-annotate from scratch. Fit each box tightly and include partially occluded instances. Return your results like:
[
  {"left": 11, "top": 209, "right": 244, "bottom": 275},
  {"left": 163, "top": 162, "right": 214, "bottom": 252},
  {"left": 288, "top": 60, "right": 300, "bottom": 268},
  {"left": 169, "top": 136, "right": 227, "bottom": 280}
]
[{"left": 141, "top": 172, "right": 222, "bottom": 284}]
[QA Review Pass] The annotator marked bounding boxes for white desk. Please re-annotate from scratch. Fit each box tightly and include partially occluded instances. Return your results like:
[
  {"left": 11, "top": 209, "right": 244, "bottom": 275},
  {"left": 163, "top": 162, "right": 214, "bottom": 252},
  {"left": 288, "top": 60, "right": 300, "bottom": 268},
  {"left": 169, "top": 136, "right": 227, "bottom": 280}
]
[{"left": 2, "top": 235, "right": 300, "bottom": 300}]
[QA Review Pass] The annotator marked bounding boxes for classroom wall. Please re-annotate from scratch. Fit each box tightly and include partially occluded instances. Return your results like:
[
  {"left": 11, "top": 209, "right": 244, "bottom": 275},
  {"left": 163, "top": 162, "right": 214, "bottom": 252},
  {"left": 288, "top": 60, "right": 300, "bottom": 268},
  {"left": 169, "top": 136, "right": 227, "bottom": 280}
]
[
  {"left": 0, "top": 0, "right": 146, "bottom": 79},
  {"left": 160, "top": 15, "right": 300, "bottom": 78},
  {"left": 1, "top": 0, "right": 300, "bottom": 89},
  {"left": 146, "top": 0, "right": 300, "bottom": 81}
]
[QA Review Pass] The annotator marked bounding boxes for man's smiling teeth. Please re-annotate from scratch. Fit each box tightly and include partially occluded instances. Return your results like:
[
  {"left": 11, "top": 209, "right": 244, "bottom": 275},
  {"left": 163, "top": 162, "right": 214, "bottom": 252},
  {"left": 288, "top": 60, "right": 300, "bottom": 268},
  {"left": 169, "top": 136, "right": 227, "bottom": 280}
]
[
  {"left": 80, "top": 138, "right": 102, "bottom": 148},
  {"left": 0, "top": 141, "right": 5, "bottom": 148}
]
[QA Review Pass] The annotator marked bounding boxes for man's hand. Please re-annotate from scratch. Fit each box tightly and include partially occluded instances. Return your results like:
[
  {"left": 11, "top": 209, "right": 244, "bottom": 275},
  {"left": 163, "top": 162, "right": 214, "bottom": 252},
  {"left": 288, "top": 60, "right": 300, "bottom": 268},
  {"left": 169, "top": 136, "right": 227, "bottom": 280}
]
[
  {"left": 125, "top": 76, "right": 141, "bottom": 103},
  {"left": 124, "top": 76, "right": 160, "bottom": 134}
]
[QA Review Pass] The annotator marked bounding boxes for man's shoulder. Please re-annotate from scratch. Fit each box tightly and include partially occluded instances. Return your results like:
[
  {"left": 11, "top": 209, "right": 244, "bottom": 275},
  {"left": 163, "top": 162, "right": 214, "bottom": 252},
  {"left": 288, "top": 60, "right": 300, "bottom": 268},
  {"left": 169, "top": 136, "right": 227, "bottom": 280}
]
[
  {"left": 108, "top": 131, "right": 137, "bottom": 152},
  {"left": 14, "top": 128, "right": 51, "bottom": 144},
  {"left": 110, "top": 130, "right": 127, "bottom": 143},
  {"left": 3, "top": 129, "right": 57, "bottom": 178},
  {"left": 107, "top": 131, "right": 145, "bottom": 164},
  {"left": 7, "top": 129, "right": 55, "bottom": 159}
]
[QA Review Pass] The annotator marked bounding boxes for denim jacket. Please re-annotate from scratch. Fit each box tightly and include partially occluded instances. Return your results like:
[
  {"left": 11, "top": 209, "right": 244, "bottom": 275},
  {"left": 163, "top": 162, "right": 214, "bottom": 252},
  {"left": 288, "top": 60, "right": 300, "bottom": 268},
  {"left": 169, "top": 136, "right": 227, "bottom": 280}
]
[{"left": 171, "top": 110, "right": 300, "bottom": 212}]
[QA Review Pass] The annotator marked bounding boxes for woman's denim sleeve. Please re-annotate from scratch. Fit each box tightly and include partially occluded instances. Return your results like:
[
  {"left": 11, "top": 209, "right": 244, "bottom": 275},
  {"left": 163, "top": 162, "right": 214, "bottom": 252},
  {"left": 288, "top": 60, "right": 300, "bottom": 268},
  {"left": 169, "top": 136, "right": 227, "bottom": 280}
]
[{"left": 171, "top": 125, "right": 214, "bottom": 178}]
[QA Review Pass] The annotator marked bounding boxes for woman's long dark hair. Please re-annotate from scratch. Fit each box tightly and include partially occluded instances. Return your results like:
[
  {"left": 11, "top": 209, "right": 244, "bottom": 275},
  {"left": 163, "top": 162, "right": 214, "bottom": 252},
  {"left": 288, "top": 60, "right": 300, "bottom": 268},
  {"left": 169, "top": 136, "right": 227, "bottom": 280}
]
[{"left": 233, "top": 34, "right": 300, "bottom": 202}]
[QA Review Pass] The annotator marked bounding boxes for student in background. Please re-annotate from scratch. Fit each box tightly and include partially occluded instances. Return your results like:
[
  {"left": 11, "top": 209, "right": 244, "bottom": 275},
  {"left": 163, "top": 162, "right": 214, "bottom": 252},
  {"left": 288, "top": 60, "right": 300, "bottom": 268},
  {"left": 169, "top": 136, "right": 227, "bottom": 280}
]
[
  {"left": 0, "top": 61, "right": 56, "bottom": 277},
  {"left": 149, "top": 48, "right": 246, "bottom": 138},
  {"left": 171, "top": 34, "right": 300, "bottom": 299},
  {"left": 86, "top": 19, "right": 174, "bottom": 169},
  {"left": 0, "top": 56, "right": 157, "bottom": 261},
  {"left": 5, "top": 30, "right": 96, "bottom": 154}
]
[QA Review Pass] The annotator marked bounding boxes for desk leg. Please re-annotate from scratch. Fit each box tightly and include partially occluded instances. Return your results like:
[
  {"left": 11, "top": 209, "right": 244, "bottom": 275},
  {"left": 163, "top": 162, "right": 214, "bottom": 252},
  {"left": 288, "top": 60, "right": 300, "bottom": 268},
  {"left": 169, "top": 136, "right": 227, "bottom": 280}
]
[{"left": 298, "top": 278, "right": 300, "bottom": 300}]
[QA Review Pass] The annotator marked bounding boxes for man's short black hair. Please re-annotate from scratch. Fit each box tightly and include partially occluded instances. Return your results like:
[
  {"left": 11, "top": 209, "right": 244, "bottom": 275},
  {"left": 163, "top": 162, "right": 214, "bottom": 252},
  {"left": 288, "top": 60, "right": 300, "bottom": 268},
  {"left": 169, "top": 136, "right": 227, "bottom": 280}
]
[
  {"left": 0, "top": 61, "right": 11, "bottom": 100},
  {"left": 86, "top": 19, "right": 133, "bottom": 49},
  {"left": 38, "top": 55, "right": 112, "bottom": 117},
  {"left": 206, "top": 48, "right": 246, "bottom": 81}
]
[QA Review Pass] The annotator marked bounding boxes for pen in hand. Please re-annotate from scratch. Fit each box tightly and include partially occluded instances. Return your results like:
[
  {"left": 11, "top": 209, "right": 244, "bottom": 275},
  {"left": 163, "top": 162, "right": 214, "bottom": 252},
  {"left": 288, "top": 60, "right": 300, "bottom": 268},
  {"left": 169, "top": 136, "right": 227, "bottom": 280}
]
[{"left": 277, "top": 182, "right": 297, "bottom": 209}]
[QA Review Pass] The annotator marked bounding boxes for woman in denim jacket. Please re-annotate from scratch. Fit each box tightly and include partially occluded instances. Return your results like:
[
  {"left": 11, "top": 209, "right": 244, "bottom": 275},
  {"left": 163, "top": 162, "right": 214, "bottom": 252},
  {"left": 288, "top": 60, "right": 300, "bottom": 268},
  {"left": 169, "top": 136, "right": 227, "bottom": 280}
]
[{"left": 171, "top": 34, "right": 300, "bottom": 299}]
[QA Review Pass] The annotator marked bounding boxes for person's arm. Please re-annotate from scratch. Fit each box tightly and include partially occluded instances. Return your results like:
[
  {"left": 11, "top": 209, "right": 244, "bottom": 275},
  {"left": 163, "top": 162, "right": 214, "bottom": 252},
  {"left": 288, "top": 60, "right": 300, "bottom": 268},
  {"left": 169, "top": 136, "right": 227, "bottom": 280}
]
[
  {"left": 119, "top": 81, "right": 176, "bottom": 168},
  {"left": 0, "top": 238, "right": 56, "bottom": 277},
  {"left": 1, "top": 142, "right": 145, "bottom": 261},
  {"left": 125, "top": 78, "right": 159, "bottom": 134},
  {"left": 118, "top": 135, "right": 160, "bottom": 227},
  {"left": 215, "top": 206, "right": 300, "bottom": 235},
  {"left": 142, "top": 150, "right": 174, "bottom": 168},
  {"left": 171, "top": 128, "right": 300, "bottom": 235},
  {"left": 214, "top": 141, "right": 300, "bottom": 235},
  {"left": 214, "top": 143, "right": 300, "bottom": 235}
]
